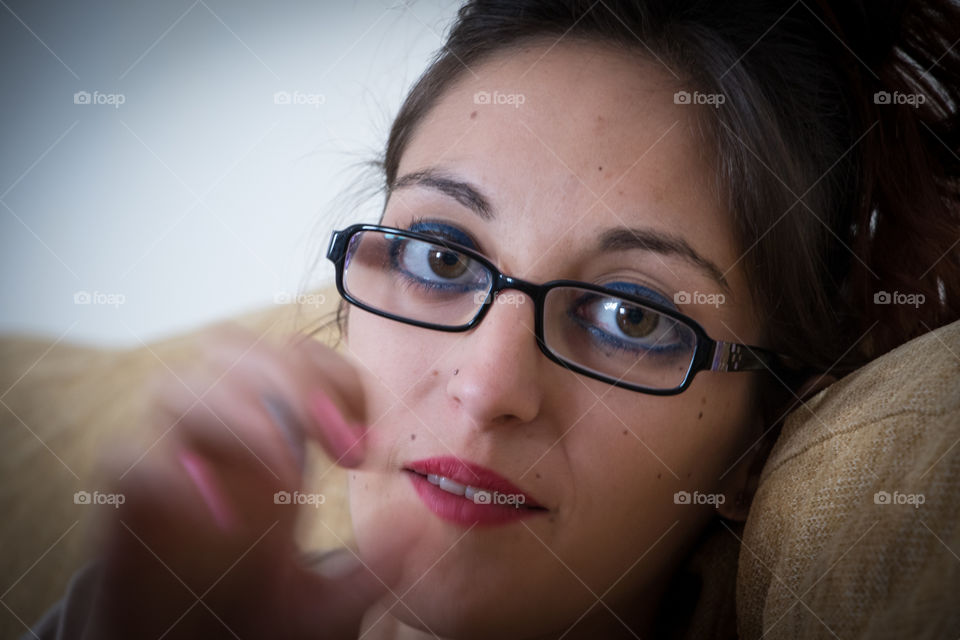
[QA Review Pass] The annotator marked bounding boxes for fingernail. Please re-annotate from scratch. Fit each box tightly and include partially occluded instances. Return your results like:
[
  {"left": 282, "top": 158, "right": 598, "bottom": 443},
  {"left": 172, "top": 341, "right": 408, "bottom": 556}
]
[
  {"left": 309, "top": 390, "right": 365, "bottom": 467},
  {"left": 261, "top": 392, "right": 306, "bottom": 472},
  {"left": 177, "top": 448, "right": 236, "bottom": 532}
]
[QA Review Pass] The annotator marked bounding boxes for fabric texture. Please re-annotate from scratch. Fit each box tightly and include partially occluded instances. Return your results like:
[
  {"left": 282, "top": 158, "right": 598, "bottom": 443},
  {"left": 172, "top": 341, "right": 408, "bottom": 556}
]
[{"left": 737, "top": 319, "right": 960, "bottom": 638}]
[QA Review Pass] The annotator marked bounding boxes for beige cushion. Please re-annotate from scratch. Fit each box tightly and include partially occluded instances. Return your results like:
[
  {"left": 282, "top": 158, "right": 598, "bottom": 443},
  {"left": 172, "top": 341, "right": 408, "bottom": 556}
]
[{"left": 737, "top": 319, "right": 960, "bottom": 638}]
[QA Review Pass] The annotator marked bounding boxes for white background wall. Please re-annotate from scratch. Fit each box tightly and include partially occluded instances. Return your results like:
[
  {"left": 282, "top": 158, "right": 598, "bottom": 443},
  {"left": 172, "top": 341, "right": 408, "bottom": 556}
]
[{"left": 0, "top": 0, "right": 461, "bottom": 346}]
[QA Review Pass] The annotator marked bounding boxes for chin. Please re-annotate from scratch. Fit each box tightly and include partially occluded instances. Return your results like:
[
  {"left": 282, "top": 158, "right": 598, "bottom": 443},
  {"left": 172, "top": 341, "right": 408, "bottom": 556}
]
[{"left": 386, "top": 586, "right": 562, "bottom": 640}]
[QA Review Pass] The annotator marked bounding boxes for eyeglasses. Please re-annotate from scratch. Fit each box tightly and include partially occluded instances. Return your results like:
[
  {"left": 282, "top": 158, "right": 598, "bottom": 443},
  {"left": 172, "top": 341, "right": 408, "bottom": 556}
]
[{"left": 326, "top": 224, "right": 791, "bottom": 395}]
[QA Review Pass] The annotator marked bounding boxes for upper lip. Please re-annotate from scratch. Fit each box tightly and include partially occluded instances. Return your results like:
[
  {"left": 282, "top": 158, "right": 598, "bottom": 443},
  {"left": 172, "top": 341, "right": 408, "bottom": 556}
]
[{"left": 404, "top": 456, "right": 546, "bottom": 509}]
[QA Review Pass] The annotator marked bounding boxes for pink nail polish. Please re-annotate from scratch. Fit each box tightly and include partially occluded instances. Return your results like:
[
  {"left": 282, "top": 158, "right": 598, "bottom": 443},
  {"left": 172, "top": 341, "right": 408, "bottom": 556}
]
[
  {"left": 309, "top": 391, "right": 365, "bottom": 466},
  {"left": 177, "top": 449, "right": 236, "bottom": 531}
]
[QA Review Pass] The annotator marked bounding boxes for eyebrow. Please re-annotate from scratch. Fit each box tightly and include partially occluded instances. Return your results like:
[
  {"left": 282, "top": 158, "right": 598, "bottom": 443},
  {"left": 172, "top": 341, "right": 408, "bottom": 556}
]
[
  {"left": 391, "top": 167, "right": 730, "bottom": 292},
  {"left": 597, "top": 227, "right": 731, "bottom": 292},
  {"left": 392, "top": 168, "right": 494, "bottom": 220}
]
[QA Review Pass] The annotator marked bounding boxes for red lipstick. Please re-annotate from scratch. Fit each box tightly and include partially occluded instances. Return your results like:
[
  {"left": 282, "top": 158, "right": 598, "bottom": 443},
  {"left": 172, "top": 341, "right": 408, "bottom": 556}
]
[{"left": 404, "top": 456, "right": 547, "bottom": 527}]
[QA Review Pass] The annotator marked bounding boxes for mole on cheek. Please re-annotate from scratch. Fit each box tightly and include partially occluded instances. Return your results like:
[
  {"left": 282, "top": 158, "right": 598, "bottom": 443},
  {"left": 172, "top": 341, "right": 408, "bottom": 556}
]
[
  {"left": 410, "top": 433, "right": 416, "bottom": 440},
  {"left": 470, "top": 110, "right": 477, "bottom": 119}
]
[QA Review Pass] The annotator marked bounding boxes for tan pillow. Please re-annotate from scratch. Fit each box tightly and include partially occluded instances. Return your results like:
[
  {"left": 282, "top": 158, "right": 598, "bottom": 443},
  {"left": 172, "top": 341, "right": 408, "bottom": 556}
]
[{"left": 737, "top": 319, "right": 960, "bottom": 638}]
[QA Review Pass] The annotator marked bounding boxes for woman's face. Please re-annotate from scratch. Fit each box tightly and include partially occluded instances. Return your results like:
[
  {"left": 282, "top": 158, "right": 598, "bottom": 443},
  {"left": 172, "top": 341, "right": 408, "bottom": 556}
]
[{"left": 344, "top": 40, "right": 764, "bottom": 638}]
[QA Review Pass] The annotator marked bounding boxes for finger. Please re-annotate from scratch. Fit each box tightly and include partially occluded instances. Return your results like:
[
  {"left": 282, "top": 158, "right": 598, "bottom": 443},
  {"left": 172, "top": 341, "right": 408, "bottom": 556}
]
[{"left": 195, "top": 331, "right": 369, "bottom": 469}]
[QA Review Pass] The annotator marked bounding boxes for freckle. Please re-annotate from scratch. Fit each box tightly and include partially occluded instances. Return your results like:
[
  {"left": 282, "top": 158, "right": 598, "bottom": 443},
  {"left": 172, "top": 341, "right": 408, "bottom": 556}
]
[
  {"left": 617, "top": 189, "right": 624, "bottom": 196},
  {"left": 535, "top": 473, "right": 541, "bottom": 479},
  {"left": 698, "top": 411, "right": 703, "bottom": 420},
  {"left": 622, "top": 429, "right": 628, "bottom": 435},
  {"left": 410, "top": 433, "right": 416, "bottom": 440},
  {"left": 701, "top": 396, "right": 707, "bottom": 405},
  {"left": 364, "top": 483, "right": 369, "bottom": 489},
  {"left": 686, "top": 472, "right": 692, "bottom": 478},
  {"left": 656, "top": 472, "right": 661, "bottom": 479},
  {"left": 598, "top": 165, "right": 603, "bottom": 171},
  {"left": 548, "top": 516, "right": 556, "bottom": 523},
  {"left": 431, "top": 369, "right": 438, "bottom": 376},
  {"left": 470, "top": 110, "right": 477, "bottom": 119}
]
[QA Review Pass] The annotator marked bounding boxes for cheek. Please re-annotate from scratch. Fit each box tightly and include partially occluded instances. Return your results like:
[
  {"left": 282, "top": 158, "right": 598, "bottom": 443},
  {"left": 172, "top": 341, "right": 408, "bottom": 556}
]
[
  {"left": 345, "top": 310, "right": 443, "bottom": 407},
  {"left": 554, "top": 384, "right": 755, "bottom": 592}
]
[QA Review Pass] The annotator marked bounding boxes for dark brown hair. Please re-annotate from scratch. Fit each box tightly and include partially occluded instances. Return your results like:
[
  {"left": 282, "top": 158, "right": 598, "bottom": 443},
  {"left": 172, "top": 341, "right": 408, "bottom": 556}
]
[{"left": 324, "top": 0, "right": 959, "bottom": 382}]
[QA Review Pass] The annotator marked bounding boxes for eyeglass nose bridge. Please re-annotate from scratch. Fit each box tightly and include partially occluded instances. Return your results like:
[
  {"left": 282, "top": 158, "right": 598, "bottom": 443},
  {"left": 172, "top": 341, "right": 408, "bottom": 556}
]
[
  {"left": 489, "top": 273, "right": 544, "bottom": 301},
  {"left": 468, "top": 272, "right": 547, "bottom": 331}
]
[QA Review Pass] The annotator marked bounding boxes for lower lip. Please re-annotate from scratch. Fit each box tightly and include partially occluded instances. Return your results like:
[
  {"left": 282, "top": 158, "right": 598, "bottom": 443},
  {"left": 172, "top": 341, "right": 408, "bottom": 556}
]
[{"left": 406, "top": 471, "right": 544, "bottom": 527}]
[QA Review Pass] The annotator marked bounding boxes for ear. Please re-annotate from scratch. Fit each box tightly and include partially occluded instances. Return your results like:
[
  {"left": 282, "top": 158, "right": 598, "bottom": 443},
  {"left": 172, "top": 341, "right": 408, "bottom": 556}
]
[{"left": 715, "top": 372, "right": 837, "bottom": 522}]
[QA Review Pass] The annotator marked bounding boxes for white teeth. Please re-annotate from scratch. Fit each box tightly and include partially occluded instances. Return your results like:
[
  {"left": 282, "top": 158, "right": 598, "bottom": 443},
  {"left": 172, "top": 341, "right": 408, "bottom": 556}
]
[
  {"left": 438, "top": 476, "right": 466, "bottom": 496},
  {"left": 424, "top": 473, "right": 481, "bottom": 499},
  {"left": 420, "top": 472, "right": 530, "bottom": 508}
]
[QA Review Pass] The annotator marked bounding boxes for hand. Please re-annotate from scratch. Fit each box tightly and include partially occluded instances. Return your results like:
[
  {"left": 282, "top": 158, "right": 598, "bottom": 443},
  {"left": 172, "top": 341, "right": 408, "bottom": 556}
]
[{"left": 85, "top": 324, "right": 407, "bottom": 640}]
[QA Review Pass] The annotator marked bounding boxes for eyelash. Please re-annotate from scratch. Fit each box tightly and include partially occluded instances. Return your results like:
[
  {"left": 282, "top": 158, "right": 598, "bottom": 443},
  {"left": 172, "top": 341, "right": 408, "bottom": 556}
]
[
  {"left": 405, "top": 216, "right": 480, "bottom": 249},
  {"left": 399, "top": 216, "right": 677, "bottom": 305}
]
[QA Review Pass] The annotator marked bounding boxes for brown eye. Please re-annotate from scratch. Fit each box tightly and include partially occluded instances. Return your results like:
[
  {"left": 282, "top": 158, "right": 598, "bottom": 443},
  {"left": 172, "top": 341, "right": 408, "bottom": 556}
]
[
  {"left": 428, "top": 247, "right": 469, "bottom": 279},
  {"left": 615, "top": 303, "right": 659, "bottom": 338}
]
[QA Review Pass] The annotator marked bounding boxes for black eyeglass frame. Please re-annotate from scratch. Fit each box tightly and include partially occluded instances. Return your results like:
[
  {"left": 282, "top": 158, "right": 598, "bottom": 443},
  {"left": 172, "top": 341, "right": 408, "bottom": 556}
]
[{"left": 327, "top": 223, "right": 791, "bottom": 396}]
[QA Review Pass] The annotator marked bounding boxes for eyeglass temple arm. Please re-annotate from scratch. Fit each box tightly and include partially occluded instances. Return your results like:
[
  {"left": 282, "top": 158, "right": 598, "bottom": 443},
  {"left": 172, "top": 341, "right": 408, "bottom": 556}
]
[{"left": 709, "top": 341, "right": 785, "bottom": 373}]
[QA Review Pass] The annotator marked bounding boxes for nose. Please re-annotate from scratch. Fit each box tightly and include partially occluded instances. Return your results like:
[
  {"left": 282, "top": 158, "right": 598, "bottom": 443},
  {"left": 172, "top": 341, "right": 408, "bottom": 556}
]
[{"left": 444, "top": 290, "right": 544, "bottom": 426}]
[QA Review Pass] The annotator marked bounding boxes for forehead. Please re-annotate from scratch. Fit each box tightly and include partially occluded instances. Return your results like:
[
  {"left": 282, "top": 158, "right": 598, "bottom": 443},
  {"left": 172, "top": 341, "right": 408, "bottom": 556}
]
[{"left": 393, "top": 39, "right": 739, "bottom": 277}]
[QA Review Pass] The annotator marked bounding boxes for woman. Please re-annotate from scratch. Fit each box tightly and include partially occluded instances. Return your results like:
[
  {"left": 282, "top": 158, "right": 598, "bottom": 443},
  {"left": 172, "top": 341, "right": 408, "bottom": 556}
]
[{"left": 26, "top": 0, "right": 960, "bottom": 638}]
